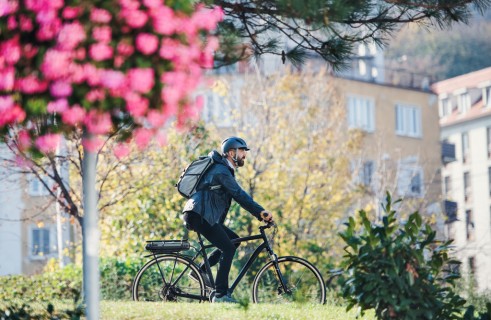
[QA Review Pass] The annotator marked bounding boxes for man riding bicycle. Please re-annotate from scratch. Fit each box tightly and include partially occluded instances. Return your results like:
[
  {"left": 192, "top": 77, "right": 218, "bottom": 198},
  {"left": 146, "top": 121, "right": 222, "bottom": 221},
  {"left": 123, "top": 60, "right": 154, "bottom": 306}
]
[{"left": 183, "top": 136, "right": 273, "bottom": 303}]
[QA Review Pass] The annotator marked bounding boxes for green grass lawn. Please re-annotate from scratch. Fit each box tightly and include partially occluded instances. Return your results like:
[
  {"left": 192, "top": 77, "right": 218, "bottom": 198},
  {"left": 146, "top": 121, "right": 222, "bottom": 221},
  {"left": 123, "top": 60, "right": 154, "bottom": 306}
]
[
  {"left": 1, "top": 300, "right": 376, "bottom": 320},
  {"left": 103, "top": 301, "right": 376, "bottom": 320}
]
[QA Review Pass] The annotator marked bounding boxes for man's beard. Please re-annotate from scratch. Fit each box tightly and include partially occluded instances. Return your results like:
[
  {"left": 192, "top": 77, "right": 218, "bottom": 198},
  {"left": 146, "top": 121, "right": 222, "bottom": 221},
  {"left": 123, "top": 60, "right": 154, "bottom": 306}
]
[{"left": 237, "top": 157, "right": 245, "bottom": 167}]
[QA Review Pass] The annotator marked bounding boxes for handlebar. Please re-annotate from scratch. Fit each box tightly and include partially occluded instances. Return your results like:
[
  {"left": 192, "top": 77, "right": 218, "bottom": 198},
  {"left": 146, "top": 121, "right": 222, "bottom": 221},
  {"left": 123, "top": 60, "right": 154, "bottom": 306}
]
[{"left": 259, "top": 221, "right": 276, "bottom": 230}]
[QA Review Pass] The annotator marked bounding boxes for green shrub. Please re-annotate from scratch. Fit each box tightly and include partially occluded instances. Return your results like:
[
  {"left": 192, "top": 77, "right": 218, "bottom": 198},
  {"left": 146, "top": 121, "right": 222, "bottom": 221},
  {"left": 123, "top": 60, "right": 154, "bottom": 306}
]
[
  {"left": 0, "top": 257, "right": 142, "bottom": 302},
  {"left": 339, "top": 193, "right": 465, "bottom": 320}
]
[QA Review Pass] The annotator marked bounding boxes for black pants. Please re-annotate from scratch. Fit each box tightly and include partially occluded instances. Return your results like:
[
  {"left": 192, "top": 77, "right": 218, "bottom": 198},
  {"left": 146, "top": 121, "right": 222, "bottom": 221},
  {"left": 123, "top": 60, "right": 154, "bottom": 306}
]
[{"left": 184, "top": 212, "right": 240, "bottom": 296}]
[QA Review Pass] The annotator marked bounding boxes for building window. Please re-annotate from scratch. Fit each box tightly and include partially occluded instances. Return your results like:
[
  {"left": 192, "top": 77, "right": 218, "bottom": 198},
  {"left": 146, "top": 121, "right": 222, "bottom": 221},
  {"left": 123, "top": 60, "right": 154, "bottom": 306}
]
[
  {"left": 468, "top": 256, "right": 476, "bottom": 275},
  {"left": 439, "top": 98, "right": 452, "bottom": 118},
  {"left": 461, "top": 132, "right": 470, "bottom": 163},
  {"left": 444, "top": 176, "right": 452, "bottom": 198},
  {"left": 358, "top": 60, "right": 367, "bottom": 76},
  {"left": 487, "top": 127, "right": 491, "bottom": 158},
  {"left": 464, "top": 172, "right": 471, "bottom": 202},
  {"left": 483, "top": 86, "right": 491, "bottom": 108},
  {"left": 31, "top": 227, "right": 51, "bottom": 257},
  {"left": 347, "top": 95, "right": 375, "bottom": 132},
  {"left": 361, "top": 161, "right": 374, "bottom": 186},
  {"left": 397, "top": 161, "right": 424, "bottom": 198},
  {"left": 28, "top": 176, "right": 51, "bottom": 197},
  {"left": 489, "top": 167, "right": 491, "bottom": 197},
  {"left": 457, "top": 92, "right": 471, "bottom": 113},
  {"left": 395, "top": 104, "right": 422, "bottom": 138},
  {"left": 466, "top": 210, "right": 475, "bottom": 241}
]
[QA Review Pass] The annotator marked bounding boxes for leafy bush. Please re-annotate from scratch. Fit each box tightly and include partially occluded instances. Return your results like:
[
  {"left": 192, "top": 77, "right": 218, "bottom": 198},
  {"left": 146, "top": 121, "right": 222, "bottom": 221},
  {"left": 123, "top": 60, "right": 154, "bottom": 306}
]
[
  {"left": 339, "top": 193, "right": 465, "bottom": 319},
  {"left": 0, "top": 257, "right": 142, "bottom": 302}
]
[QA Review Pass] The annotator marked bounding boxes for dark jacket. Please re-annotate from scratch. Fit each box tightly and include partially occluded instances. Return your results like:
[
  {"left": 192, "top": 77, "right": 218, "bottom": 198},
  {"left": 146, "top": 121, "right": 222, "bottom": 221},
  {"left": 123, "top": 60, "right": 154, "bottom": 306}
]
[{"left": 183, "top": 150, "right": 264, "bottom": 225}]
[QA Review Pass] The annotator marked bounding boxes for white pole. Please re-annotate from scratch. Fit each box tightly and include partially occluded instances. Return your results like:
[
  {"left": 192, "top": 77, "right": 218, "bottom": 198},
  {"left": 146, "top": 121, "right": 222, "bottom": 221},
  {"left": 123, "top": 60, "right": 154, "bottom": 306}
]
[{"left": 82, "top": 135, "right": 100, "bottom": 320}]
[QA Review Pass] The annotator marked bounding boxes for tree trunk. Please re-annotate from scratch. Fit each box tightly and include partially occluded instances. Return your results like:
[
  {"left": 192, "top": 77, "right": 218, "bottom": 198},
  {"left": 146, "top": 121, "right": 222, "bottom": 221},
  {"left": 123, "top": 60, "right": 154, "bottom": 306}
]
[{"left": 82, "top": 139, "right": 99, "bottom": 320}]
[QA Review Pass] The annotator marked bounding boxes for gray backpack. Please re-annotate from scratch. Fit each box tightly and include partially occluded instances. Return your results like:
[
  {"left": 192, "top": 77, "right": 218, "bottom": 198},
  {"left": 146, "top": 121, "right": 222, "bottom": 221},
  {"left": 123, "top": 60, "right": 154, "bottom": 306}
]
[{"left": 176, "top": 156, "right": 215, "bottom": 199}]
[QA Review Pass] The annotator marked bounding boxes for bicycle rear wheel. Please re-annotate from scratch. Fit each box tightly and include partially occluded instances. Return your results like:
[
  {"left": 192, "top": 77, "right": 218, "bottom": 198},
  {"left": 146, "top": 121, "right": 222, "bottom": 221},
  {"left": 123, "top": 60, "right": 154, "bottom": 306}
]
[
  {"left": 252, "top": 256, "right": 326, "bottom": 304},
  {"left": 132, "top": 254, "right": 206, "bottom": 302}
]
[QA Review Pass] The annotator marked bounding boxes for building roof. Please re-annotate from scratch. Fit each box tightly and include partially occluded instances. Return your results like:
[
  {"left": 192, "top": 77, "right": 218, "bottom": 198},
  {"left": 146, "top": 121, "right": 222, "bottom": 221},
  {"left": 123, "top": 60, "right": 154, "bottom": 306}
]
[{"left": 431, "top": 67, "right": 491, "bottom": 95}]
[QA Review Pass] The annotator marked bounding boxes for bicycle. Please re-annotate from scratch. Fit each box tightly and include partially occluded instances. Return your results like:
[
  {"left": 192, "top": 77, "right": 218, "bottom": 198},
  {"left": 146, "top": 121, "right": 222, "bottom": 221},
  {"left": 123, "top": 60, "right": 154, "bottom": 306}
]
[{"left": 131, "top": 222, "right": 326, "bottom": 304}]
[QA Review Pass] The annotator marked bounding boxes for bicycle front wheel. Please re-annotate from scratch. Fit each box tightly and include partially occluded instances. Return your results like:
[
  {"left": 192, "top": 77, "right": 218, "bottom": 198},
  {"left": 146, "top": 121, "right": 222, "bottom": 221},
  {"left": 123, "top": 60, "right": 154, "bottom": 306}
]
[
  {"left": 132, "top": 254, "right": 206, "bottom": 302},
  {"left": 252, "top": 256, "right": 326, "bottom": 304}
]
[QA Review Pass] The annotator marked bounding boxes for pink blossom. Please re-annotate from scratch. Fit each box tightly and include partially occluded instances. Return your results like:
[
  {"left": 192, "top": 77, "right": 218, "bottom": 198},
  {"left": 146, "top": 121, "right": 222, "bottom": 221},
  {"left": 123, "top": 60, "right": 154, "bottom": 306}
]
[
  {"left": 16, "top": 75, "right": 49, "bottom": 94},
  {"left": 92, "top": 26, "right": 112, "bottom": 43},
  {"left": 162, "top": 86, "right": 183, "bottom": 106},
  {"left": 25, "top": 0, "right": 63, "bottom": 12},
  {"left": 117, "top": 41, "right": 134, "bottom": 56},
  {"left": 0, "top": 0, "right": 18, "bottom": 17},
  {"left": 74, "top": 47, "right": 86, "bottom": 60},
  {"left": 17, "top": 130, "right": 31, "bottom": 150},
  {"left": 22, "top": 44, "right": 38, "bottom": 59},
  {"left": 118, "top": 0, "right": 140, "bottom": 10},
  {"left": 82, "top": 136, "right": 104, "bottom": 153},
  {"left": 15, "top": 155, "right": 33, "bottom": 168},
  {"left": 86, "top": 89, "right": 105, "bottom": 102},
  {"left": 84, "top": 110, "right": 112, "bottom": 135},
  {"left": 100, "top": 70, "right": 126, "bottom": 90},
  {"left": 152, "top": 6, "right": 176, "bottom": 35},
  {"left": 192, "top": 6, "right": 224, "bottom": 31},
  {"left": 113, "top": 143, "right": 130, "bottom": 160},
  {"left": 89, "top": 43, "right": 113, "bottom": 61},
  {"left": 134, "top": 128, "right": 152, "bottom": 150},
  {"left": 114, "top": 56, "right": 125, "bottom": 68},
  {"left": 50, "top": 80, "right": 72, "bottom": 98},
  {"left": 127, "top": 68, "right": 154, "bottom": 93},
  {"left": 90, "top": 8, "right": 112, "bottom": 23},
  {"left": 0, "top": 95, "right": 14, "bottom": 111},
  {"left": 161, "top": 71, "right": 187, "bottom": 86},
  {"left": 159, "top": 38, "right": 179, "bottom": 60},
  {"left": 7, "top": 15, "right": 17, "bottom": 30},
  {"left": 161, "top": 102, "right": 177, "bottom": 118},
  {"left": 143, "top": 0, "right": 162, "bottom": 9},
  {"left": 122, "top": 9, "right": 148, "bottom": 28},
  {"left": 146, "top": 109, "right": 168, "bottom": 128},
  {"left": 62, "top": 6, "right": 82, "bottom": 19},
  {"left": 62, "top": 105, "right": 86, "bottom": 126},
  {"left": 19, "top": 15, "right": 33, "bottom": 32},
  {"left": 47, "top": 99, "right": 69, "bottom": 113},
  {"left": 83, "top": 64, "right": 102, "bottom": 86},
  {"left": 57, "top": 22, "right": 86, "bottom": 50},
  {"left": 36, "top": 19, "right": 62, "bottom": 41},
  {"left": 41, "top": 49, "right": 72, "bottom": 80},
  {"left": 0, "top": 67, "right": 15, "bottom": 91},
  {"left": 70, "top": 64, "right": 85, "bottom": 83},
  {"left": 35, "top": 9, "right": 57, "bottom": 24},
  {"left": 124, "top": 92, "right": 148, "bottom": 117},
  {"left": 1, "top": 37, "right": 21, "bottom": 65},
  {"left": 135, "top": 33, "right": 158, "bottom": 55},
  {"left": 35, "top": 134, "right": 61, "bottom": 154}
]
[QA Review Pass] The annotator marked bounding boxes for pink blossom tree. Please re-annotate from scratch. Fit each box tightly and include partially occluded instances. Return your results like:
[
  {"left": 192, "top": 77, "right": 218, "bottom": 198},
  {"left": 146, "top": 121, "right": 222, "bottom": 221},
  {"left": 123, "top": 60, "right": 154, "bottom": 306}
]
[{"left": 0, "top": 0, "right": 222, "bottom": 318}]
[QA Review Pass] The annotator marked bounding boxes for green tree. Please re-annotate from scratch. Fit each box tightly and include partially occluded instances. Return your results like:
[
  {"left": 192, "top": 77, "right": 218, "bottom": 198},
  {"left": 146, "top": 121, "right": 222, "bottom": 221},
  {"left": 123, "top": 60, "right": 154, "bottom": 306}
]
[
  {"left": 98, "top": 123, "right": 220, "bottom": 257},
  {"left": 212, "top": 0, "right": 491, "bottom": 68},
  {"left": 218, "top": 69, "right": 364, "bottom": 269}
]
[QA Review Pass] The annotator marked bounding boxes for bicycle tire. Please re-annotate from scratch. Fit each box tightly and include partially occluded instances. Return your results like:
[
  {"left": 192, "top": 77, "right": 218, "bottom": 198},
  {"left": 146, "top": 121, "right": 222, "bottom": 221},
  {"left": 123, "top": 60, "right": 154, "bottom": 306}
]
[
  {"left": 132, "top": 254, "right": 206, "bottom": 302},
  {"left": 252, "top": 256, "right": 326, "bottom": 304}
]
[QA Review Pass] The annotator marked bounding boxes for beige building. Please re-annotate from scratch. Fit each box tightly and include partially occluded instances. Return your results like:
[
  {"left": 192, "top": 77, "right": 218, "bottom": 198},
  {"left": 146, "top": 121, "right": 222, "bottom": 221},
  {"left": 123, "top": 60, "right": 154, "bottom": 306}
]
[
  {"left": 332, "top": 77, "right": 443, "bottom": 221},
  {"left": 432, "top": 67, "right": 491, "bottom": 292},
  {"left": 0, "top": 144, "right": 71, "bottom": 275}
]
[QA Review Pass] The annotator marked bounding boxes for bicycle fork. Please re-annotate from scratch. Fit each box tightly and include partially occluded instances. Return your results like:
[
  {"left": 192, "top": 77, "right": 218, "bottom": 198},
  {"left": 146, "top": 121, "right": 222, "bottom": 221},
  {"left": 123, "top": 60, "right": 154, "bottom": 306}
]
[{"left": 268, "top": 251, "right": 292, "bottom": 296}]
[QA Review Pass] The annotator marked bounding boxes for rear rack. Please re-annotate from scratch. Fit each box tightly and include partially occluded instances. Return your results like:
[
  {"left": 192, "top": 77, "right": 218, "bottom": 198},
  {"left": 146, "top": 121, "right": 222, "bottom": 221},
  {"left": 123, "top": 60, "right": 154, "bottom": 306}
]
[{"left": 145, "top": 240, "right": 190, "bottom": 253}]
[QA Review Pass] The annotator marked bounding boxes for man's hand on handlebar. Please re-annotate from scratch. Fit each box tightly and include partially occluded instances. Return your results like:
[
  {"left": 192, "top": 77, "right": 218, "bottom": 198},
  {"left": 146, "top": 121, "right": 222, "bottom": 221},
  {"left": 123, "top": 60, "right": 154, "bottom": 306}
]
[{"left": 260, "top": 210, "right": 274, "bottom": 223}]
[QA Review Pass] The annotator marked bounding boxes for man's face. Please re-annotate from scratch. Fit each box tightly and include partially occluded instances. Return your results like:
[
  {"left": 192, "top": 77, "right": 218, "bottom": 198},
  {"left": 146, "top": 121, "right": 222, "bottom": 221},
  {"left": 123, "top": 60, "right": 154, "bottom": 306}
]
[{"left": 230, "top": 148, "right": 247, "bottom": 167}]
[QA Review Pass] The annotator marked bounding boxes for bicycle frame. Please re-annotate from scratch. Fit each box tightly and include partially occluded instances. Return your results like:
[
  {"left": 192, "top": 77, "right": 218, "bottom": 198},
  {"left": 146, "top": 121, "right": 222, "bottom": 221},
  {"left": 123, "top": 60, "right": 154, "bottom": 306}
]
[{"left": 145, "top": 224, "right": 288, "bottom": 301}]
